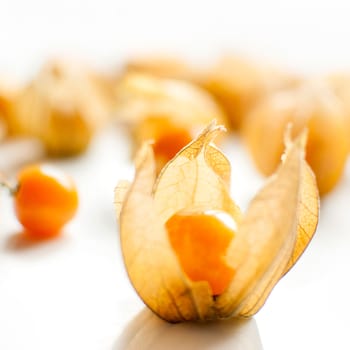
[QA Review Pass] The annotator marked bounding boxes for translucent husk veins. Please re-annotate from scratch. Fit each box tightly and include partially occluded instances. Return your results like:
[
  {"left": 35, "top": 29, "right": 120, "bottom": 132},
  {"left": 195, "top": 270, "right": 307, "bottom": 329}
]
[{"left": 116, "top": 122, "right": 319, "bottom": 322}]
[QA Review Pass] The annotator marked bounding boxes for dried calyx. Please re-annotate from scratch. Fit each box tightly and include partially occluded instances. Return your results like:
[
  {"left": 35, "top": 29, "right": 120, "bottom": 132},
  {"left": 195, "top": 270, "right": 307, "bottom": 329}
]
[
  {"left": 116, "top": 122, "right": 319, "bottom": 322},
  {"left": 6, "top": 61, "right": 112, "bottom": 156}
]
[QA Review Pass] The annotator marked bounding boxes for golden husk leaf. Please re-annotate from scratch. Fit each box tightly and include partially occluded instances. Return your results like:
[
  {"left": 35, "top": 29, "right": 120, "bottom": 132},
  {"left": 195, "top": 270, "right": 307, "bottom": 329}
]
[
  {"left": 116, "top": 122, "right": 319, "bottom": 322},
  {"left": 216, "top": 130, "right": 319, "bottom": 318}
]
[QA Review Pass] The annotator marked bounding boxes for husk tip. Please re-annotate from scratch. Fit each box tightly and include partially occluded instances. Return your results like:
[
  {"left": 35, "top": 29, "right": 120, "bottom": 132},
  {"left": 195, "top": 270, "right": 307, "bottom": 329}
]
[
  {"left": 282, "top": 124, "right": 308, "bottom": 162},
  {"left": 114, "top": 180, "right": 131, "bottom": 220},
  {"left": 199, "top": 120, "right": 227, "bottom": 143},
  {"left": 134, "top": 141, "right": 155, "bottom": 170}
]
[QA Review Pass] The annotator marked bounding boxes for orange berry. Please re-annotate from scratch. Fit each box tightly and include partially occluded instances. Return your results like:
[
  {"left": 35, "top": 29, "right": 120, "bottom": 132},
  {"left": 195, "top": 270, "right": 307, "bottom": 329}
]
[
  {"left": 152, "top": 124, "right": 192, "bottom": 166},
  {"left": 134, "top": 117, "right": 193, "bottom": 172},
  {"left": 166, "top": 210, "right": 236, "bottom": 296},
  {"left": 14, "top": 164, "right": 78, "bottom": 239}
]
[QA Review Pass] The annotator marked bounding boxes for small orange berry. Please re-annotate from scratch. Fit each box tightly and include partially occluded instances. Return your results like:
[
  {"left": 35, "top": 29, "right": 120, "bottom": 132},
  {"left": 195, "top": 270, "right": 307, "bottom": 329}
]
[
  {"left": 134, "top": 117, "right": 193, "bottom": 172},
  {"left": 166, "top": 210, "right": 236, "bottom": 296},
  {"left": 152, "top": 124, "right": 193, "bottom": 167},
  {"left": 14, "top": 164, "right": 78, "bottom": 239}
]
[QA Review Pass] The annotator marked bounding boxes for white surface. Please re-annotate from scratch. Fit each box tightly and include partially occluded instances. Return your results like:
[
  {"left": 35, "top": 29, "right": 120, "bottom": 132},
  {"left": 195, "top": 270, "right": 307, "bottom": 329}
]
[
  {"left": 1, "top": 1, "right": 350, "bottom": 349},
  {"left": 0, "top": 128, "right": 349, "bottom": 350}
]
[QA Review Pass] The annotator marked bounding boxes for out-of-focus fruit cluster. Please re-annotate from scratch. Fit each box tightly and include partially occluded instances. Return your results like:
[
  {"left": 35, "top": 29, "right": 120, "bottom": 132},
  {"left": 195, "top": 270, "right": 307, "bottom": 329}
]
[
  {"left": 1, "top": 54, "right": 349, "bottom": 195},
  {"left": 125, "top": 54, "right": 350, "bottom": 195}
]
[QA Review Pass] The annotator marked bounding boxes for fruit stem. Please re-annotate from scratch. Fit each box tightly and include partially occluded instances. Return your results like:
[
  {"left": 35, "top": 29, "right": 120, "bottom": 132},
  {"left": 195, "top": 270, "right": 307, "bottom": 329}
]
[{"left": 0, "top": 174, "right": 18, "bottom": 196}]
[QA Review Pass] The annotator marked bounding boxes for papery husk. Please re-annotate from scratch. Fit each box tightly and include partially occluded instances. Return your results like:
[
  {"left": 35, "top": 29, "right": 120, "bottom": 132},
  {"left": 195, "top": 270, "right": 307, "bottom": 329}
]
[
  {"left": 242, "top": 80, "right": 349, "bottom": 195},
  {"left": 116, "top": 122, "right": 319, "bottom": 322},
  {"left": 217, "top": 130, "right": 319, "bottom": 318},
  {"left": 117, "top": 123, "right": 237, "bottom": 322},
  {"left": 9, "top": 61, "right": 112, "bottom": 156},
  {"left": 113, "top": 73, "right": 228, "bottom": 130},
  {"left": 327, "top": 73, "right": 350, "bottom": 139},
  {"left": 114, "top": 73, "right": 229, "bottom": 173},
  {"left": 197, "top": 55, "right": 301, "bottom": 130}
]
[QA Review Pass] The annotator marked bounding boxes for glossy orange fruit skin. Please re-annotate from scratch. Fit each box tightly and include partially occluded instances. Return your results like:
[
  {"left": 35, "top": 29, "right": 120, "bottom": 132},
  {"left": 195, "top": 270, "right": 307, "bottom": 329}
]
[
  {"left": 14, "top": 164, "right": 78, "bottom": 238},
  {"left": 166, "top": 211, "right": 235, "bottom": 296}
]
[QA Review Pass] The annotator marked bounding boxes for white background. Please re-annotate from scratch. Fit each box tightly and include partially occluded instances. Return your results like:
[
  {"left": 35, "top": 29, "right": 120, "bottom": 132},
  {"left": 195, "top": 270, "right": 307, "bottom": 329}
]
[{"left": 1, "top": 1, "right": 350, "bottom": 349}]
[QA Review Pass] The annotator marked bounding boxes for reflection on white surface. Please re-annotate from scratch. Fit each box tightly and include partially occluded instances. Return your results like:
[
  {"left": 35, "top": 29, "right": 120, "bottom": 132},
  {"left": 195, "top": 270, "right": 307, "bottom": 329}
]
[{"left": 114, "top": 308, "right": 262, "bottom": 350}]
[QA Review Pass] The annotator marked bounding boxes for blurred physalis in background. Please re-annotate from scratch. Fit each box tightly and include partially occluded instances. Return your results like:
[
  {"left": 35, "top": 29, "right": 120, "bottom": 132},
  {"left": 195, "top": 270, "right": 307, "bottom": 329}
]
[
  {"left": 113, "top": 73, "right": 228, "bottom": 173},
  {"left": 196, "top": 55, "right": 301, "bottom": 130},
  {"left": 124, "top": 54, "right": 301, "bottom": 130},
  {"left": 2, "top": 60, "right": 113, "bottom": 157},
  {"left": 242, "top": 80, "right": 349, "bottom": 195}
]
